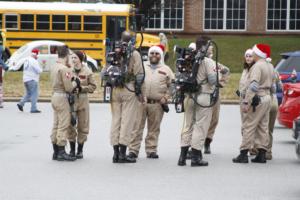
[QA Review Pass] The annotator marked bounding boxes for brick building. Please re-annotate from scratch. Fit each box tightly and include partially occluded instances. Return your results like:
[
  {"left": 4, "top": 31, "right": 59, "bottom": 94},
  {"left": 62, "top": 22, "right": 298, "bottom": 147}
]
[{"left": 144, "top": 0, "right": 300, "bottom": 35}]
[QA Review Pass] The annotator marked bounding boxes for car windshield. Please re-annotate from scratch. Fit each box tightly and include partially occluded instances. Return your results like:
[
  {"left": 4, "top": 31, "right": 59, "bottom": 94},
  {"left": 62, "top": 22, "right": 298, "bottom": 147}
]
[{"left": 276, "top": 56, "right": 300, "bottom": 72}]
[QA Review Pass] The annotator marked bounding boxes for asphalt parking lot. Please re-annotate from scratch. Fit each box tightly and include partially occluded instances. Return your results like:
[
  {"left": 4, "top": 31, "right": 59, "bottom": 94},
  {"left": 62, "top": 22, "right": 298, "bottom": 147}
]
[{"left": 0, "top": 103, "right": 299, "bottom": 200}]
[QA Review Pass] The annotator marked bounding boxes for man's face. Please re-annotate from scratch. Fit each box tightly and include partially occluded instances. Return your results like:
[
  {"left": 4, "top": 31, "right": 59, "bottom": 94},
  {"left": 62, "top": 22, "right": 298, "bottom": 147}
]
[
  {"left": 253, "top": 53, "right": 260, "bottom": 62},
  {"left": 149, "top": 51, "right": 161, "bottom": 65},
  {"left": 32, "top": 54, "right": 38, "bottom": 60}
]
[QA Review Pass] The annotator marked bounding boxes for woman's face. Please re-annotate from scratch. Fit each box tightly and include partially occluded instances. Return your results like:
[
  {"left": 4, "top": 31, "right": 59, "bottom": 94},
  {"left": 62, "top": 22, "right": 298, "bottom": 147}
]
[
  {"left": 71, "top": 54, "right": 81, "bottom": 68},
  {"left": 245, "top": 54, "right": 254, "bottom": 65}
]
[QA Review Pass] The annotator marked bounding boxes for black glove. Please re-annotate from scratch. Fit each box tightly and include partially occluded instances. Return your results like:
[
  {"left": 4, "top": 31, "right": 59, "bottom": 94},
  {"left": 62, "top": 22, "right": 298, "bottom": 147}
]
[{"left": 72, "top": 77, "right": 81, "bottom": 87}]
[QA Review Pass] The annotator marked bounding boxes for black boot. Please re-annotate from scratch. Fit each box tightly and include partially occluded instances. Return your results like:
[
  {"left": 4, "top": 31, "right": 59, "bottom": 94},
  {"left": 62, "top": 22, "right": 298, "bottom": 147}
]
[
  {"left": 118, "top": 144, "right": 136, "bottom": 163},
  {"left": 69, "top": 141, "right": 76, "bottom": 159},
  {"left": 127, "top": 152, "right": 138, "bottom": 159},
  {"left": 232, "top": 149, "right": 249, "bottom": 163},
  {"left": 178, "top": 146, "right": 189, "bottom": 166},
  {"left": 251, "top": 148, "right": 267, "bottom": 163},
  {"left": 113, "top": 145, "right": 119, "bottom": 163},
  {"left": 52, "top": 143, "right": 58, "bottom": 160},
  {"left": 56, "top": 146, "right": 76, "bottom": 161},
  {"left": 204, "top": 138, "right": 212, "bottom": 154},
  {"left": 76, "top": 143, "right": 84, "bottom": 159},
  {"left": 147, "top": 152, "right": 159, "bottom": 159},
  {"left": 191, "top": 148, "right": 208, "bottom": 167}
]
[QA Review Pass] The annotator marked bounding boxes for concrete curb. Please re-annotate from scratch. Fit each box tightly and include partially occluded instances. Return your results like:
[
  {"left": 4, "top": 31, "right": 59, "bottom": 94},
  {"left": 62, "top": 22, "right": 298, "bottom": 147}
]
[{"left": 4, "top": 97, "right": 240, "bottom": 105}]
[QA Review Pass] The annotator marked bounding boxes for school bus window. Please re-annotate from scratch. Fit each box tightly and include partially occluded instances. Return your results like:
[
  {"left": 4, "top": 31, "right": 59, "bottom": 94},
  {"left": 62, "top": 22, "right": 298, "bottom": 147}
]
[
  {"left": 36, "top": 45, "right": 49, "bottom": 54},
  {"left": 5, "top": 15, "right": 18, "bottom": 30},
  {"left": 68, "top": 15, "right": 81, "bottom": 31},
  {"left": 21, "top": 14, "right": 34, "bottom": 30},
  {"left": 52, "top": 15, "right": 65, "bottom": 31},
  {"left": 0, "top": 14, "right": 2, "bottom": 29},
  {"left": 84, "top": 16, "right": 102, "bottom": 31},
  {"left": 36, "top": 15, "right": 50, "bottom": 30}
]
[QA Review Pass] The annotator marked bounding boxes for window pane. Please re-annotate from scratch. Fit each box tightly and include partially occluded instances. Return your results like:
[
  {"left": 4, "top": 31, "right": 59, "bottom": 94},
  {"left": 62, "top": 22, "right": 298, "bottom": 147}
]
[
  {"left": 5, "top": 15, "right": 18, "bottom": 29},
  {"left": 84, "top": 16, "right": 102, "bottom": 31},
  {"left": 21, "top": 14, "right": 34, "bottom": 30},
  {"left": 52, "top": 15, "right": 65, "bottom": 31},
  {"left": 268, "top": 20, "right": 274, "bottom": 29},
  {"left": 205, "top": 19, "right": 210, "bottom": 29},
  {"left": 36, "top": 45, "right": 48, "bottom": 54},
  {"left": 224, "top": 0, "right": 246, "bottom": 30},
  {"left": 239, "top": 20, "right": 245, "bottom": 29},
  {"left": 36, "top": 15, "right": 49, "bottom": 30},
  {"left": 68, "top": 15, "right": 81, "bottom": 31},
  {"left": 226, "top": 20, "right": 233, "bottom": 29}
]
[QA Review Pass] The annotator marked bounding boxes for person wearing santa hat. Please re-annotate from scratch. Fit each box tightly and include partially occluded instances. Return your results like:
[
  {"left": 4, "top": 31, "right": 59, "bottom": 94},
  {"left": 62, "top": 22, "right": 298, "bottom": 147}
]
[
  {"left": 17, "top": 48, "right": 43, "bottom": 113},
  {"left": 127, "top": 45, "right": 174, "bottom": 160},
  {"left": 233, "top": 44, "right": 275, "bottom": 164}
]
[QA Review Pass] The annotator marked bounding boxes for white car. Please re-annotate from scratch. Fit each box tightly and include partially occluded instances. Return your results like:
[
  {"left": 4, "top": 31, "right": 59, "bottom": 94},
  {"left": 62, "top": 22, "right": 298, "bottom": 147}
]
[{"left": 7, "top": 40, "right": 98, "bottom": 72}]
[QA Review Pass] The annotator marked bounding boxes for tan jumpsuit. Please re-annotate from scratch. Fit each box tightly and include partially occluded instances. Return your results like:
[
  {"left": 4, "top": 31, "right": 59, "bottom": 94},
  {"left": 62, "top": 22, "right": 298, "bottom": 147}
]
[
  {"left": 129, "top": 61, "right": 174, "bottom": 155},
  {"left": 50, "top": 59, "right": 76, "bottom": 146},
  {"left": 68, "top": 65, "right": 97, "bottom": 144}
]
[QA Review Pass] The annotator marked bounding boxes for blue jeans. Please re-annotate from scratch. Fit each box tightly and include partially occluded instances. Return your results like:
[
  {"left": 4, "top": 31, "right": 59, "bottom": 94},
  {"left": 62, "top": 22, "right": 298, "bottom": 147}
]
[{"left": 19, "top": 80, "right": 39, "bottom": 111}]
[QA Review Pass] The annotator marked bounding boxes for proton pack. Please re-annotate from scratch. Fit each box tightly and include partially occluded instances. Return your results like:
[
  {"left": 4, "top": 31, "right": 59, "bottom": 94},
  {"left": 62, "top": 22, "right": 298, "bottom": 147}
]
[
  {"left": 173, "top": 41, "right": 213, "bottom": 113},
  {"left": 102, "top": 40, "right": 135, "bottom": 102}
]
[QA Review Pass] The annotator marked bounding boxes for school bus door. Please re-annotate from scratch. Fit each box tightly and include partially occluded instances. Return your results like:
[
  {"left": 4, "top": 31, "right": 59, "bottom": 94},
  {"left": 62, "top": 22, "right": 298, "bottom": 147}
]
[{"left": 106, "top": 16, "right": 127, "bottom": 42}]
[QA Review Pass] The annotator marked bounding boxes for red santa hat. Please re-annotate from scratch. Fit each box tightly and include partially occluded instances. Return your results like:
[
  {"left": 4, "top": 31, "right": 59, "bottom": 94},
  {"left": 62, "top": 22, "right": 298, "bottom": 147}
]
[
  {"left": 148, "top": 45, "right": 164, "bottom": 64},
  {"left": 157, "top": 44, "right": 165, "bottom": 52},
  {"left": 31, "top": 49, "right": 39, "bottom": 56},
  {"left": 252, "top": 44, "right": 272, "bottom": 62}
]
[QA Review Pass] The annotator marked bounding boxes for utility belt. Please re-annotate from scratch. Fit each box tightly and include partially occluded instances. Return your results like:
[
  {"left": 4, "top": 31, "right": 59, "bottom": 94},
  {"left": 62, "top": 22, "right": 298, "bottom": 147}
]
[{"left": 53, "top": 92, "right": 68, "bottom": 97}]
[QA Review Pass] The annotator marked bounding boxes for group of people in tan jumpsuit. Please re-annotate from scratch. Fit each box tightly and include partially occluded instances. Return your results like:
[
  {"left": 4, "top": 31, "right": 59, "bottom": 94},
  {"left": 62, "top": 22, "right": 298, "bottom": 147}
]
[
  {"left": 50, "top": 45, "right": 96, "bottom": 161},
  {"left": 49, "top": 32, "right": 279, "bottom": 166},
  {"left": 233, "top": 44, "right": 280, "bottom": 164}
]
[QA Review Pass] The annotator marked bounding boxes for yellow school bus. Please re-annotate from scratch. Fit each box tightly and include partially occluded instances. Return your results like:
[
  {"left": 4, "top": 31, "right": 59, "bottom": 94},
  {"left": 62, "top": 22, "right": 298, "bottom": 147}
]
[{"left": 0, "top": 1, "right": 165, "bottom": 66}]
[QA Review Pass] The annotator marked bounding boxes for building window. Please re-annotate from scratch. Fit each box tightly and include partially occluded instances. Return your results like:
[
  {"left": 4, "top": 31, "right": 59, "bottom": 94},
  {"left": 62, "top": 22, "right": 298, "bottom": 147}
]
[
  {"left": 204, "top": 0, "right": 246, "bottom": 30},
  {"left": 146, "top": 0, "right": 184, "bottom": 30},
  {"left": 84, "top": 16, "right": 102, "bottom": 32},
  {"left": 68, "top": 15, "right": 81, "bottom": 31},
  {"left": 21, "top": 14, "right": 34, "bottom": 30},
  {"left": 52, "top": 15, "right": 65, "bottom": 31},
  {"left": 5, "top": 14, "right": 18, "bottom": 30},
  {"left": 268, "top": 0, "right": 300, "bottom": 30},
  {"left": 36, "top": 15, "right": 50, "bottom": 30}
]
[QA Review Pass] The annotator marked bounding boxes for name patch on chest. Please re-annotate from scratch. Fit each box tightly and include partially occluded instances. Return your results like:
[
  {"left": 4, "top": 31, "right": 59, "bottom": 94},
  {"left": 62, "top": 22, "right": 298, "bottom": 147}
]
[
  {"left": 79, "top": 75, "right": 87, "bottom": 80},
  {"left": 158, "top": 70, "right": 167, "bottom": 76}
]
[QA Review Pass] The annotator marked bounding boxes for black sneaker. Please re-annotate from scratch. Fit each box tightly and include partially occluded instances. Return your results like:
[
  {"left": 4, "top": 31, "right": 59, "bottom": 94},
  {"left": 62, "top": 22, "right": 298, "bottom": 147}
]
[
  {"left": 17, "top": 104, "right": 23, "bottom": 112},
  {"left": 30, "top": 110, "right": 41, "bottom": 113}
]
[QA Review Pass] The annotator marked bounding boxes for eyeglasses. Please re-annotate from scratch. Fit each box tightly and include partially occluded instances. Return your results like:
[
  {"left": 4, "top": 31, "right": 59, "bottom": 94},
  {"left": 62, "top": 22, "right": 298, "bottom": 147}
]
[
  {"left": 150, "top": 52, "right": 160, "bottom": 56},
  {"left": 245, "top": 55, "right": 253, "bottom": 58}
]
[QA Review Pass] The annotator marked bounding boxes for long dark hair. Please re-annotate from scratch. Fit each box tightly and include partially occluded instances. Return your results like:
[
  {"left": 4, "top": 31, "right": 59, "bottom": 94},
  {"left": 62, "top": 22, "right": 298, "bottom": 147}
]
[{"left": 243, "top": 60, "right": 255, "bottom": 70}]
